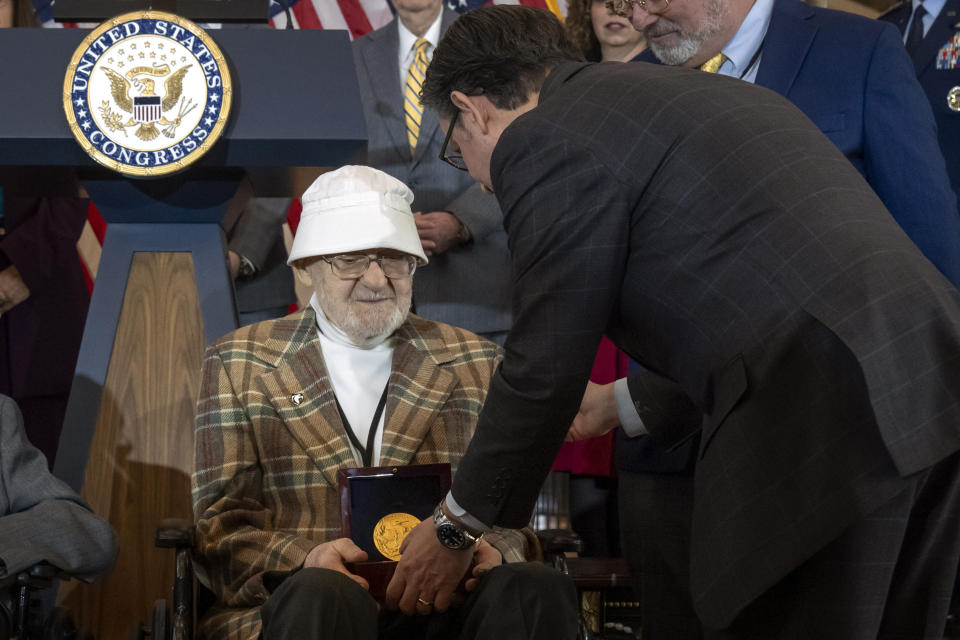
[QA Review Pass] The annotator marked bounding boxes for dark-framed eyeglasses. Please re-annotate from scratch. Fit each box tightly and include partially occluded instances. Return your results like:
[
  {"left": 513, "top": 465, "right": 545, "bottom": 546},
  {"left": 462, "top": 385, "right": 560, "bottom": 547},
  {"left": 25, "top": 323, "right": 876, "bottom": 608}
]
[
  {"left": 322, "top": 253, "right": 418, "bottom": 280},
  {"left": 604, "top": 0, "right": 670, "bottom": 15},
  {"left": 439, "top": 110, "right": 468, "bottom": 171}
]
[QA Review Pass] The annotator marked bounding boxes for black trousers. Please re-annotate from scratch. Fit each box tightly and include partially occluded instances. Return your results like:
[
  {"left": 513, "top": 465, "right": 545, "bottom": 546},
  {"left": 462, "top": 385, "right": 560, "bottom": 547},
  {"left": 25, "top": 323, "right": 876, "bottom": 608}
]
[
  {"left": 619, "top": 470, "right": 702, "bottom": 640},
  {"left": 260, "top": 562, "right": 579, "bottom": 640},
  {"left": 707, "top": 449, "right": 960, "bottom": 640},
  {"left": 621, "top": 450, "right": 960, "bottom": 640}
]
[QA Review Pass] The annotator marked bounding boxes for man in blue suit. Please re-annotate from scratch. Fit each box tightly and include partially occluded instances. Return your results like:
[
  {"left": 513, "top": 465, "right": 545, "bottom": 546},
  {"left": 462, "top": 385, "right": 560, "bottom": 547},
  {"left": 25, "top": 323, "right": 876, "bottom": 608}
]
[
  {"left": 881, "top": 0, "right": 960, "bottom": 209},
  {"left": 631, "top": 0, "right": 960, "bottom": 284},
  {"left": 604, "top": 0, "right": 960, "bottom": 636}
]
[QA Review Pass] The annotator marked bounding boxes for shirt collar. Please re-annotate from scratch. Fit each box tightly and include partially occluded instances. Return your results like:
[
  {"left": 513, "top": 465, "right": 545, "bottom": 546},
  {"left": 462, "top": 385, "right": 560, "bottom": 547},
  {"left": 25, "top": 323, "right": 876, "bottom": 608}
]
[
  {"left": 720, "top": 0, "right": 774, "bottom": 79},
  {"left": 918, "top": 0, "right": 947, "bottom": 23},
  {"left": 398, "top": 10, "right": 443, "bottom": 60}
]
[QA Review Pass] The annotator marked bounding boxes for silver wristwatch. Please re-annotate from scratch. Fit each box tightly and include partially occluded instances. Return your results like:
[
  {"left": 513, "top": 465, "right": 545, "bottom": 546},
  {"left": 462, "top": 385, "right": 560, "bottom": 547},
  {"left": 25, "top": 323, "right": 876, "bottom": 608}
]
[{"left": 433, "top": 504, "right": 482, "bottom": 551}]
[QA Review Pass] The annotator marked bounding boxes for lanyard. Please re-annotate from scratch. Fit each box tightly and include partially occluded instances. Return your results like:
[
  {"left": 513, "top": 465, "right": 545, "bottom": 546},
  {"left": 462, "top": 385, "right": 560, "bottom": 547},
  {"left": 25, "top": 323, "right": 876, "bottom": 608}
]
[{"left": 335, "top": 382, "right": 390, "bottom": 467}]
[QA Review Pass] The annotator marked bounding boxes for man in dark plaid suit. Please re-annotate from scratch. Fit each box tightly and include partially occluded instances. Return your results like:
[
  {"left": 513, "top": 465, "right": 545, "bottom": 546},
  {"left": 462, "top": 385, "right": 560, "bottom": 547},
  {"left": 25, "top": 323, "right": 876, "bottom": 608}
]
[
  {"left": 192, "top": 166, "right": 577, "bottom": 640},
  {"left": 390, "top": 6, "right": 960, "bottom": 638}
]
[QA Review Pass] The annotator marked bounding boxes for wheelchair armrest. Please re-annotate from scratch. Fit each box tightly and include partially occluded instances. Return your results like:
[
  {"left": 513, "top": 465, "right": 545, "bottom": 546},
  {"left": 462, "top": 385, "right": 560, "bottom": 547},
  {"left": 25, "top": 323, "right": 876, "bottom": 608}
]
[
  {"left": 156, "top": 518, "right": 196, "bottom": 549},
  {"left": 536, "top": 528, "right": 584, "bottom": 556},
  {"left": 14, "top": 562, "right": 67, "bottom": 590}
]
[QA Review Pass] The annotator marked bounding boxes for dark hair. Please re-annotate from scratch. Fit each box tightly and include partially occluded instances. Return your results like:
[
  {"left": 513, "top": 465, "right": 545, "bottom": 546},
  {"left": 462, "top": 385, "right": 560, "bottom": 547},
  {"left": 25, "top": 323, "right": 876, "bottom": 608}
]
[
  {"left": 14, "top": 0, "right": 40, "bottom": 27},
  {"left": 421, "top": 5, "right": 583, "bottom": 120},
  {"left": 565, "top": 0, "right": 603, "bottom": 62}
]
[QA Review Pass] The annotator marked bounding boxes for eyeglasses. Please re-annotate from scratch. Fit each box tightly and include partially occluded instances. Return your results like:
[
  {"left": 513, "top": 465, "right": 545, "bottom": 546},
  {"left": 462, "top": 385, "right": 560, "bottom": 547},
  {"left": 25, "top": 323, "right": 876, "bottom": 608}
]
[
  {"left": 322, "top": 253, "right": 418, "bottom": 280},
  {"left": 604, "top": 0, "right": 670, "bottom": 15},
  {"left": 439, "top": 110, "right": 468, "bottom": 171}
]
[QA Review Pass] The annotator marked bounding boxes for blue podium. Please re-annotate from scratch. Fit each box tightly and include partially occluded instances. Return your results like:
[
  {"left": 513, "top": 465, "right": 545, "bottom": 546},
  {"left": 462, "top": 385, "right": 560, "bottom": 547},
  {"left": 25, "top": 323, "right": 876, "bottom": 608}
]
[{"left": 0, "top": 26, "right": 365, "bottom": 637}]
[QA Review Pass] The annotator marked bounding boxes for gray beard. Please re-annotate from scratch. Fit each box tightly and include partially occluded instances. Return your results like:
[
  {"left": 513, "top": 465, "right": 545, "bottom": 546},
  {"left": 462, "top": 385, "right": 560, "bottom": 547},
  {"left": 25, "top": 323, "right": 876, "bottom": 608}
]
[
  {"left": 645, "top": 0, "right": 726, "bottom": 66},
  {"left": 317, "top": 288, "right": 410, "bottom": 348}
]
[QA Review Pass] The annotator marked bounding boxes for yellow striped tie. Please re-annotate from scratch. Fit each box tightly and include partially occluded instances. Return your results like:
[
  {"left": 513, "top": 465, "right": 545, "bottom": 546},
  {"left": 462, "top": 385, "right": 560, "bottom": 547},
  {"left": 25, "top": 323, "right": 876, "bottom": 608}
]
[
  {"left": 699, "top": 52, "right": 727, "bottom": 73},
  {"left": 404, "top": 38, "right": 430, "bottom": 156}
]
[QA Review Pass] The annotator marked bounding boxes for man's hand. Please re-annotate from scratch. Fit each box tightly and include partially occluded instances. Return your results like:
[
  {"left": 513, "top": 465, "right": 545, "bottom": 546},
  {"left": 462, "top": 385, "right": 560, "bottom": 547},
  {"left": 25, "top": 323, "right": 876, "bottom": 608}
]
[
  {"left": 415, "top": 211, "right": 466, "bottom": 256},
  {"left": 303, "top": 538, "right": 370, "bottom": 590},
  {"left": 386, "top": 517, "right": 473, "bottom": 615},
  {"left": 0, "top": 266, "right": 30, "bottom": 318},
  {"left": 567, "top": 381, "right": 620, "bottom": 441},
  {"left": 464, "top": 539, "right": 502, "bottom": 592}
]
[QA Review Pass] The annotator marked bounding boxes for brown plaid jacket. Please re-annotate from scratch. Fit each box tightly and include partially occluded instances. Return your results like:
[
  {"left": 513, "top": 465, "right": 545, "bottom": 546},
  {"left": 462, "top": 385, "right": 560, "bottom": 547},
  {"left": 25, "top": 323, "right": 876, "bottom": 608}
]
[{"left": 192, "top": 308, "right": 509, "bottom": 640}]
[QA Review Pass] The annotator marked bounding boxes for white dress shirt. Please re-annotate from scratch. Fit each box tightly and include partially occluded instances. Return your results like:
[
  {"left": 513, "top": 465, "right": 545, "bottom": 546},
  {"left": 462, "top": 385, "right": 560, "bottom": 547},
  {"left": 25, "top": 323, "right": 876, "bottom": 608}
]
[
  {"left": 397, "top": 11, "right": 443, "bottom": 89},
  {"left": 714, "top": 0, "right": 774, "bottom": 83},
  {"left": 904, "top": 0, "right": 946, "bottom": 42}
]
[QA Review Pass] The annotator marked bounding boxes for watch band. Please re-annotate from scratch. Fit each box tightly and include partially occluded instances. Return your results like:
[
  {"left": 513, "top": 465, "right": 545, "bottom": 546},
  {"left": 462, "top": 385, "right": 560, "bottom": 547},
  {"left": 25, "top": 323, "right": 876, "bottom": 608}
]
[
  {"left": 433, "top": 503, "right": 482, "bottom": 550},
  {"left": 237, "top": 254, "right": 257, "bottom": 279}
]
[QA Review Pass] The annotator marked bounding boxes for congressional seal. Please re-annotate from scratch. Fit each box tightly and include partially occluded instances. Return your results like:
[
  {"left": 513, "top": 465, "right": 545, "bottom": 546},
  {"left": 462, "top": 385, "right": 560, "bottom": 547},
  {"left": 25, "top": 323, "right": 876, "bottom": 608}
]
[
  {"left": 63, "top": 11, "right": 232, "bottom": 177},
  {"left": 373, "top": 512, "right": 421, "bottom": 561}
]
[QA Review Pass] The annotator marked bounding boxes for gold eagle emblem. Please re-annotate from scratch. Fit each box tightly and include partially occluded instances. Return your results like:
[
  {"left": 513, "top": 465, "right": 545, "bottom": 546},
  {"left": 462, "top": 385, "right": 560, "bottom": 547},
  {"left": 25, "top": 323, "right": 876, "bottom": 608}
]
[{"left": 99, "top": 64, "right": 196, "bottom": 141}]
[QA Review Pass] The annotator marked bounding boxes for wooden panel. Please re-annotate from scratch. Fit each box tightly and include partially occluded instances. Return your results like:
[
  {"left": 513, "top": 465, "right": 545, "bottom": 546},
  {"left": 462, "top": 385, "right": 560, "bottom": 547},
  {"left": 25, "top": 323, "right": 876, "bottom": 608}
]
[{"left": 58, "top": 252, "right": 206, "bottom": 639}]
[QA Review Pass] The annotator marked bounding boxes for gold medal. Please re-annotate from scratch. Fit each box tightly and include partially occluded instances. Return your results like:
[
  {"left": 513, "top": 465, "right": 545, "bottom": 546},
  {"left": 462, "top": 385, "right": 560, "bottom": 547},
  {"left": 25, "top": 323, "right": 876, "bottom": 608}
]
[
  {"left": 948, "top": 87, "right": 960, "bottom": 112},
  {"left": 373, "top": 512, "right": 421, "bottom": 561}
]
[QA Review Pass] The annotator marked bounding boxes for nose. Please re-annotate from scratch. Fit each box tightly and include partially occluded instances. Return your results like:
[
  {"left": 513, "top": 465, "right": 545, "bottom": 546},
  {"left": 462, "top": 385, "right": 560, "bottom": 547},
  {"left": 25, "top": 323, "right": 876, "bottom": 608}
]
[
  {"left": 630, "top": 3, "right": 657, "bottom": 29},
  {"left": 360, "top": 260, "right": 389, "bottom": 288}
]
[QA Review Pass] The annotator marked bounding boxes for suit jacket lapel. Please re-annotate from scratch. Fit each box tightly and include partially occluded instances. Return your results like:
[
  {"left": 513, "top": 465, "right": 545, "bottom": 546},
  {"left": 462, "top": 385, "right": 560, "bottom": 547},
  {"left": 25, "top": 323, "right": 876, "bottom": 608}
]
[
  {"left": 362, "top": 23, "right": 411, "bottom": 163},
  {"left": 378, "top": 321, "right": 458, "bottom": 467},
  {"left": 755, "top": 0, "right": 817, "bottom": 97},
  {"left": 258, "top": 314, "right": 361, "bottom": 487},
  {"left": 913, "top": 0, "right": 960, "bottom": 75}
]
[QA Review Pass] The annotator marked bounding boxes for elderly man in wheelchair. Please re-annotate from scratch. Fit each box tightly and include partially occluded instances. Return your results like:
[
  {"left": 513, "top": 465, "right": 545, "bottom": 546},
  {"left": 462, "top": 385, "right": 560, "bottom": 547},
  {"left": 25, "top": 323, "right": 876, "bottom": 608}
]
[
  {"left": 0, "top": 395, "right": 117, "bottom": 640},
  {"left": 191, "top": 166, "right": 579, "bottom": 640}
]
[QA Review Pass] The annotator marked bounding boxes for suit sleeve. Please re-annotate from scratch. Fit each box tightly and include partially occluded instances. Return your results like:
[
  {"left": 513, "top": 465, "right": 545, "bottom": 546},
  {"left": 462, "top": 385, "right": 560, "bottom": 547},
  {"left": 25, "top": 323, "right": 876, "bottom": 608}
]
[
  {"left": 0, "top": 396, "right": 117, "bottom": 583},
  {"left": 192, "top": 346, "right": 317, "bottom": 608},
  {"left": 624, "top": 370, "right": 702, "bottom": 446},
  {"left": 443, "top": 182, "right": 504, "bottom": 242},
  {"left": 228, "top": 198, "right": 293, "bottom": 271},
  {"left": 451, "top": 126, "right": 633, "bottom": 528},
  {"left": 862, "top": 24, "right": 960, "bottom": 286}
]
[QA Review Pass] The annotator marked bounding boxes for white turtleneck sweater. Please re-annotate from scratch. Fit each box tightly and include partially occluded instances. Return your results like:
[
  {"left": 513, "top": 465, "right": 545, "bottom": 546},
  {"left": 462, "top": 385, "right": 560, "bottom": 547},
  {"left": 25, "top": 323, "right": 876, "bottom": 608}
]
[{"left": 310, "top": 293, "right": 395, "bottom": 466}]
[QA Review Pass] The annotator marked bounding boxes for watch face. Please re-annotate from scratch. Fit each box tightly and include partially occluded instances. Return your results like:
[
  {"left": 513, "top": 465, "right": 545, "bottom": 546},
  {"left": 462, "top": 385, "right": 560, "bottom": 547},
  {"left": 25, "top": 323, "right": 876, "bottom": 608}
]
[{"left": 437, "top": 523, "right": 467, "bottom": 550}]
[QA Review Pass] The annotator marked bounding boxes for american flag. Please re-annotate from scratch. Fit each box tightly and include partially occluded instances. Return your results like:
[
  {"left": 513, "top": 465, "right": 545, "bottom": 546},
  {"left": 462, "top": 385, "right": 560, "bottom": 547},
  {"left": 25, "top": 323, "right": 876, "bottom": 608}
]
[
  {"left": 266, "top": 0, "right": 565, "bottom": 34},
  {"left": 33, "top": 0, "right": 567, "bottom": 33}
]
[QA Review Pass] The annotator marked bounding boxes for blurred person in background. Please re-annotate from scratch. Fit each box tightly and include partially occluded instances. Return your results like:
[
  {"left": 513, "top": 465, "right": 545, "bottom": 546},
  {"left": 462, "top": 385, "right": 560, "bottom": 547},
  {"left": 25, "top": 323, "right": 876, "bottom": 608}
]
[
  {"left": 1, "top": 0, "right": 89, "bottom": 467},
  {"left": 0, "top": 0, "right": 38, "bottom": 27},
  {"left": 566, "top": 0, "right": 646, "bottom": 61}
]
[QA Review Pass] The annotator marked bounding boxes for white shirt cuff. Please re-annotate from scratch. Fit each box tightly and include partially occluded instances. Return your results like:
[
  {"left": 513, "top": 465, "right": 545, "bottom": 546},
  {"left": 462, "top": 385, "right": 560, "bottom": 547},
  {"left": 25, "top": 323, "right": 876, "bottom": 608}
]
[
  {"left": 445, "top": 492, "right": 492, "bottom": 533},
  {"left": 615, "top": 377, "right": 647, "bottom": 438}
]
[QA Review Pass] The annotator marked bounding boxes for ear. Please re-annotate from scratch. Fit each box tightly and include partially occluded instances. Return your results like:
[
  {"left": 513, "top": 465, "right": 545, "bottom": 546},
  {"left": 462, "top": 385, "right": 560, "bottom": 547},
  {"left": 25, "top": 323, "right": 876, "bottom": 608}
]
[
  {"left": 450, "top": 91, "right": 491, "bottom": 136},
  {"left": 292, "top": 263, "right": 314, "bottom": 288}
]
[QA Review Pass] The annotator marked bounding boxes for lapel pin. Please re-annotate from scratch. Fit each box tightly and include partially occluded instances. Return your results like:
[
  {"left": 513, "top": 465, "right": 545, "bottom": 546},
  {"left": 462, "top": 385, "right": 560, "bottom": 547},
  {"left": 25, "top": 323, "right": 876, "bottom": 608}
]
[{"left": 291, "top": 392, "right": 304, "bottom": 406}]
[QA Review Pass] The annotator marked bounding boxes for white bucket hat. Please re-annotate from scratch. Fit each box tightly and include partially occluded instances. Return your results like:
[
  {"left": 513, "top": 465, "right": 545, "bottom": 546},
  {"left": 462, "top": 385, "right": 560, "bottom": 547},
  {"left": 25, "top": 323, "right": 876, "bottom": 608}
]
[{"left": 287, "top": 165, "right": 429, "bottom": 266}]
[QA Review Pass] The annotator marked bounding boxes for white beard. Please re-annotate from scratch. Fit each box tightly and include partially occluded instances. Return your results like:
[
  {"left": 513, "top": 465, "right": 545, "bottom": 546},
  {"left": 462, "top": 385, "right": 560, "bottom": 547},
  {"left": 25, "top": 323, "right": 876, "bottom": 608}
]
[
  {"left": 314, "top": 286, "right": 410, "bottom": 349},
  {"left": 646, "top": 0, "right": 726, "bottom": 66}
]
